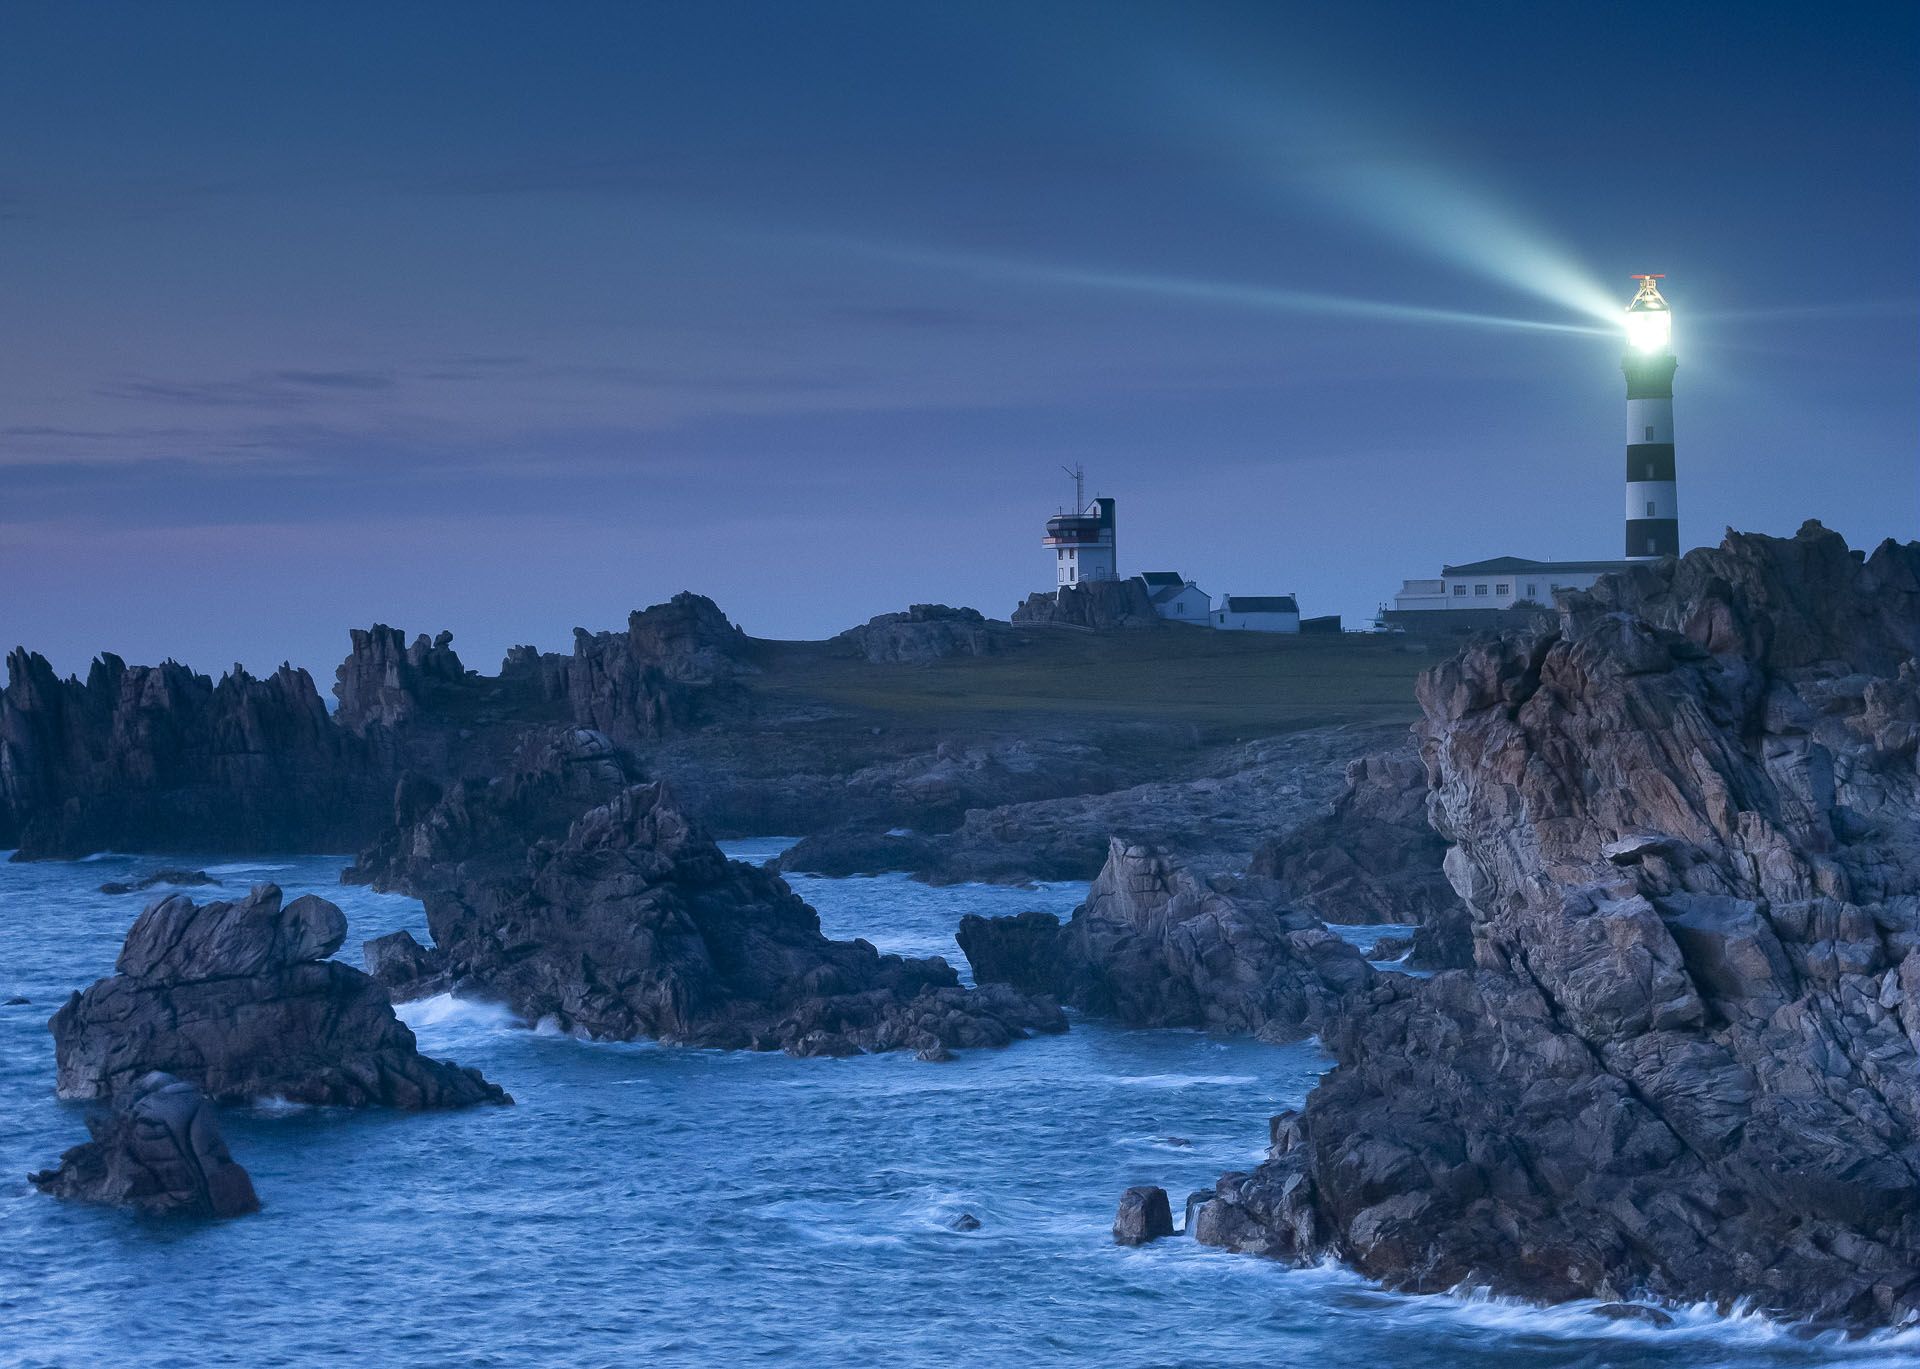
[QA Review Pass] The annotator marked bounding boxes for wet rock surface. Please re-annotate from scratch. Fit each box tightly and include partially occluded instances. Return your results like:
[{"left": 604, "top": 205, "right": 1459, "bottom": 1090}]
[
  {"left": 1113, "top": 1185, "right": 1175, "bottom": 1245},
  {"left": 52, "top": 884, "right": 507, "bottom": 1109},
  {"left": 30, "top": 1071, "right": 259, "bottom": 1218},
  {"left": 99, "top": 868, "right": 219, "bottom": 896},
  {"left": 361, "top": 760, "right": 1066, "bottom": 1057},
  {"left": 1190, "top": 524, "right": 1920, "bottom": 1328},
  {"left": 958, "top": 840, "right": 1374, "bottom": 1041}
]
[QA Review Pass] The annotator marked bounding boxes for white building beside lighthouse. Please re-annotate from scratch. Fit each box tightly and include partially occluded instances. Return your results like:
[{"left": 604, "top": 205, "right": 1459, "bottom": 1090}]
[
  {"left": 1044, "top": 495, "right": 1117, "bottom": 587},
  {"left": 1383, "top": 275, "right": 1685, "bottom": 629}
]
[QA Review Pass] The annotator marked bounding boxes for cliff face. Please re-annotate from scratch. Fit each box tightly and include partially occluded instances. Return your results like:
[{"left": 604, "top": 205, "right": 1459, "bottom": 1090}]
[
  {"left": 1193, "top": 523, "right": 1920, "bottom": 1327},
  {"left": 0, "top": 650, "right": 387, "bottom": 859},
  {"left": 332, "top": 626, "right": 467, "bottom": 734}
]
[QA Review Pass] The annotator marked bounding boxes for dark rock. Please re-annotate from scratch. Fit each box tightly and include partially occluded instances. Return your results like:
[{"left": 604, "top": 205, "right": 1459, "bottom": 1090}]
[
  {"left": 1361, "top": 934, "right": 1413, "bottom": 962},
  {"left": 1406, "top": 901, "right": 1474, "bottom": 971},
  {"left": 1249, "top": 744, "right": 1460, "bottom": 928},
  {"left": 835, "top": 605, "right": 1007, "bottom": 663},
  {"left": 5, "top": 995, "right": 30, "bottom": 1005},
  {"left": 1012, "top": 579, "right": 1163, "bottom": 631},
  {"left": 362, "top": 930, "right": 451, "bottom": 999},
  {"left": 1591, "top": 1303, "right": 1676, "bottom": 1329},
  {"left": 959, "top": 840, "right": 1374, "bottom": 1040},
  {"left": 52, "top": 884, "right": 508, "bottom": 1109},
  {"left": 30, "top": 1072, "right": 258, "bottom": 1218},
  {"left": 1113, "top": 1185, "right": 1175, "bottom": 1245},
  {"left": 949, "top": 1212, "right": 982, "bottom": 1231},
  {"left": 366, "top": 771, "right": 1066, "bottom": 1057},
  {"left": 333, "top": 625, "right": 467, "bottom": 734},
  {"left": 1195, "top": 524, "right": 1920, "bottom": 1329},
  {"left": 0, "top": 649, "right": 391, "bottom": 860},
  {"left": 99, "top": 868, "right": 219, "bottom": 896}
]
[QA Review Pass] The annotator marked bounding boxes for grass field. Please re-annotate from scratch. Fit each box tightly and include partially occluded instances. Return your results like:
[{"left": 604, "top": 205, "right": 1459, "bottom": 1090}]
[{"left": 749, "top": 627, "right": 1432, "bottom": 739}]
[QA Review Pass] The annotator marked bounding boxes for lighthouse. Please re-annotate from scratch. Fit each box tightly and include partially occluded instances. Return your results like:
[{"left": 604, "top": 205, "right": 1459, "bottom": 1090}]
[
  {"left": 1622, "top": 275, "right": 1679, "bottom": 559},
  {"left": 1043, "top": 466, "right": 1117, "bottom": 588}
]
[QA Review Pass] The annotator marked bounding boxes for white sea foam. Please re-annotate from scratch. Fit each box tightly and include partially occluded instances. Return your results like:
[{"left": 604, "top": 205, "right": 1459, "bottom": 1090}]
[{"left": 396, "top": 993, "right": 519, "bottom": 1033}]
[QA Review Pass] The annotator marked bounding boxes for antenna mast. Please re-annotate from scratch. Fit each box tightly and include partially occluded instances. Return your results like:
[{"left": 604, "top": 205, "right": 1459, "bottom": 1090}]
[{"left": 1061, "top": 463, "right": 1085, "bottom": 512}]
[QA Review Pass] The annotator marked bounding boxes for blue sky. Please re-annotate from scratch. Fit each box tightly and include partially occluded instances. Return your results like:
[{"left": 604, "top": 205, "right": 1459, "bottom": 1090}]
[{"left": 2, "top": 1, "right": 1914, "bottom": 678}]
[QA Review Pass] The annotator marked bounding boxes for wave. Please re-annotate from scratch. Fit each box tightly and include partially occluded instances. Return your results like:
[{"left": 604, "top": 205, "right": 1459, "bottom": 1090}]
[{"left": 396, "top": 993, "right": 520, "bottom": 1034}]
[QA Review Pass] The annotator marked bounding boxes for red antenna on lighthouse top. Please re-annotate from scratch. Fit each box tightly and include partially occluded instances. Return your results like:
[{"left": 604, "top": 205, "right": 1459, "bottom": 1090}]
[{"left": 1631, "top": 273, "right": 1665, "bottom": 280}]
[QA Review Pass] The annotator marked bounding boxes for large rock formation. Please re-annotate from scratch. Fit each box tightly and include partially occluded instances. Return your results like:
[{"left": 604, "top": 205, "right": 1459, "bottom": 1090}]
[
  {"left": 362, "top": 768, "right": 1066, "bottom": 1057},
  {"left": 30, "top": 1072, "right": 259, "bottom": 1218},
  {"left": 332, "top": 626, "right": 468, "bottom": 734},
  {"left": 0, "top": 650, "right": 388, "bottom": 859},
  {"left": 52, "top": 884, "right": 507, "bottom": 1108},
  {"left": 834, "top": 605, "right": 1006, "bottom": 664},
  {"left": 1249, "top": 743, "right": 1460, "bottom": 930},
  {"left": 1011, "top": 579, "right": 1163, "bottom": 630},
  {"left": 498, "top": 593, "right": 752, "bottom": 744},
  {"left": 1191, "top": 524, "right": 1920, "bottom": 1328},
  {"left": 958, "top": 840, "right": 1375, "bottom": 1040}
]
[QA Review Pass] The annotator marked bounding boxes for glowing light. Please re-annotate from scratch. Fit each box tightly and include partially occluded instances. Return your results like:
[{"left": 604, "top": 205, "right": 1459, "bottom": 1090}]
[{"left": 1625, "top": 307, "right": 1671, "bottom": 352}]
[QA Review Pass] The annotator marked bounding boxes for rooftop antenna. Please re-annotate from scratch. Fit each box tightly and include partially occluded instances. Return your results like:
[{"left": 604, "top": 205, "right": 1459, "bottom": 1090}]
[{"left": 1061, "top": 463, "right": 1085, "bottom": 513}]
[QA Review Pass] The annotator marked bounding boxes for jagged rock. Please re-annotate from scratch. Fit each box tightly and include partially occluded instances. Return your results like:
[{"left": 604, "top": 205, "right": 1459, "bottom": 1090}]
[
  {"left": 99, "top": 868, "right": 219, "bottom": 896},
  {"left": 1193, "top": 524, "right": 1920, "bottom": 1329},
  {"left": 1011, "top": 579, "right": 1162, "bottom": 630},
  {"left": 332, "top": 625, "right": 467, "bottom": 734},
  {"left": 958, "top": 840, "right": 1374, "bottom": 1040},
  {"left": 365, "top": 777, "right": 1065, "bottom": 1057},
  {"left": 1362, "top": 934, "right": 1412, "bottom": 962},
  {"left": 30, "top": 1072, "right": 258, "bottom": 1218},
  {"left": 1113, "top": 1186, "right": 1175, "bottom": 1245},
  {"left": 1249, "top": 743, "right": 1460, "bottom": 927},
  {"left": 344, "top": 726, "right": 637, "bottom": 891},
  {"left": 0, "top": 649, "right": 389, "bottom": 859},
  {"left": 835, "top": 605, "right": 1006, "bottom": 664},
  {"left": 52, "top": 884, "right": 507, "bottom": 1109},
  {"left": 362, "top": 930, "right": 451, "bottom": 997},
  {"left": 1592, "top": 1303, "right": 1676, "bottom": 1328},
  {"left": 949, "top": 1211, "right": 982, "bottom": 1231}
]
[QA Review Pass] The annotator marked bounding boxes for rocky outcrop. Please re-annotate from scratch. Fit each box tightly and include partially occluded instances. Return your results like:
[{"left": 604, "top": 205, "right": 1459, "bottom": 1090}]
[
  {"left": 332, "top": 626, "right": 467, "bottom": 734},
  {"left": 1113, "top": 1186, "right": 1175, "bottom": 1245},
  {"left": 1249, "top": 744, "right": 1460, "bottom": 929},
  {"left": 344, "top": 727, "right": 637, "bottom": 892},
  {"left": 366, "top": 778, "right": 1065, "bottom": 1057},
  {"left": 52, "top": 884, "right": 507, "bottom": 1109},
  {"left": 30, "top": 1072, "right": 259, "bottom": 1218},
  {"left": 1012, "top": 579, "right": 1163, "bottom": 630},
  {"left": 777, "top": 726, "right": 1395, "bottom": 885},
  {"left": 498, "top": 593, "right": 752, "bottom": 745},
  {"left": 0, "top": 649, "right": 390, "bottom": 859},
  {"left": 834, "top": 605, "right": 1006, "bottom": 664},
  {"left": 1191, "top": 524, "right": 1920, "bottom": 1328},
  {"left": 958, "top": 840, "right": 1374, "bottom": 1041}
]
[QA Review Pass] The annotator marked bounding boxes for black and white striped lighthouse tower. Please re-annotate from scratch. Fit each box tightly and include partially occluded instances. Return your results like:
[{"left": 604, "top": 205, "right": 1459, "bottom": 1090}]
[{"left": 1622, "top": 275, "right": 1678, "bottom": 559}]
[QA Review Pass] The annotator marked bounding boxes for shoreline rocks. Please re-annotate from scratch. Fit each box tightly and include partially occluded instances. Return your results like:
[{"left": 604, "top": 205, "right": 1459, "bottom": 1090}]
[
  {"left": 1190, "top": 524, "right": 1920, "bottom": 1328},
  {"left": 958, "top": 840, "right": 1374, "bottom": 1041},
  {"left": 361, "top": 762, "right": 1066, "bottom": 1058},
  {"left": 53, "top": 884, "right": 507, "bottom": 1109},
  {"left": 1113, "top": 1186, "right": 1175, "bottom": 1245},
  {"left": 30, "top": 1072, "right": 259, "bottom": 1219}
]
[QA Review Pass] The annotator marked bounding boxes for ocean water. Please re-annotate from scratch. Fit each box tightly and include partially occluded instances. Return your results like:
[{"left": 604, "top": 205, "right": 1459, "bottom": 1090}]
[{"left": 0, "top": 848, "right": 1910, "bottom": 1369}]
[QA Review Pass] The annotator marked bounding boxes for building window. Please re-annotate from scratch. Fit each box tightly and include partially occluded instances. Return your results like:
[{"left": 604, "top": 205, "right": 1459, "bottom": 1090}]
[
  {"left": 1645, "top": 461, "right": 1655, "bottom": 478},
  {"left": 1525, "top": 582, "right": 1537, "bottom": 598},
  {"left": 1647, "top": 536, "right": 1657, "bottom": 554},
  {"left": 1645, "top": 425, "right": 1654, "bottom": 441},
  {"left": 1495, "top": 583, "right": 1510, "bottom": 595},
  {"left": 1452, "top": 585, "right": 1467, "bottom": 597},
  {"left": 1647, "top": 501, "right": 1656, "bottom": 517},
  {"left": 1474, "top": 584, "right": 1489, "bottom": 596}
]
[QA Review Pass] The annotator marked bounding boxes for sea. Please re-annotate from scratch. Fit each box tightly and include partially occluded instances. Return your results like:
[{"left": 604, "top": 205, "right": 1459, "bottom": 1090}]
[{"left": 0, "top": 841, "right": 1910, "bottom": 1369}]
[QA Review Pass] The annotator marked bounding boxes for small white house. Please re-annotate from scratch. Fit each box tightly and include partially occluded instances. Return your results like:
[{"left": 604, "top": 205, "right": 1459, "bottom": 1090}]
[
  {"left": 1213, "top": 594, "right": 1301, "bottom": 633},
  {"left": 1137, "top": 571, "right": 1211, "bottom": 621}
]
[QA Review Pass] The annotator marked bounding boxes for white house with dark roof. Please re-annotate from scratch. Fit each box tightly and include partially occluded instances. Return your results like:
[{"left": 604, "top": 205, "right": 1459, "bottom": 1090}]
[
  {"left": 1212, "top": 594, "right": 1301, "bottom": 633},
  {"left": 1136, "top": 571, "right": 1211, "bottom": 622},
  {"left": 1389, "top": 556, "right": 1632, "bottom": 616}
]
